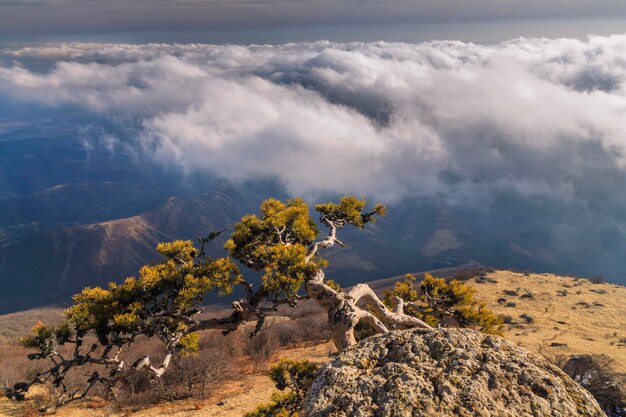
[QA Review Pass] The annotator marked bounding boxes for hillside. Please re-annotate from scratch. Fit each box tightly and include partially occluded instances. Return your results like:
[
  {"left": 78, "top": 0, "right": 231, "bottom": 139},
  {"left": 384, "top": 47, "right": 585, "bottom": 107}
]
[
  {"left": 467, "top": 270, "right": 626, "bottom": 372},
  {"left": 0, "top": 269, "right": 624, "bottom": 416},
  {"left": 4, "top": 124, "right": 626, "bottom": 313},
  {"left": 0, "top": 342, "right": 335, "bottom": 417},
  {"left": 368, "top": 268, "right": 626, "bottom": 372}
]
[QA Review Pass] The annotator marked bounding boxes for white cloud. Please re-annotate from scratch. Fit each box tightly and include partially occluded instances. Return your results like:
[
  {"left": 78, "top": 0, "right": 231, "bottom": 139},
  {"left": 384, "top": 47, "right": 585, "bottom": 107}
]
[{"left": 2, "top": 35, "right": 626, "bottom": 205}]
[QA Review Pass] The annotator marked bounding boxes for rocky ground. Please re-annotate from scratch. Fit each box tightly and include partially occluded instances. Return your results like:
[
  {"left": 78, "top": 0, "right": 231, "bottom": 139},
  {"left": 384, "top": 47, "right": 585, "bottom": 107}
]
[{"left": 306, "top": 327, "right": 604, "bottom": 417}]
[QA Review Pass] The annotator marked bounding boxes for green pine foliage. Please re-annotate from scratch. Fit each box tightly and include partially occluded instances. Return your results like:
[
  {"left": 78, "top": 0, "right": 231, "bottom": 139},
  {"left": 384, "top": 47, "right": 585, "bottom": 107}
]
[
  {"left": 20, "top": 321, "right": 72, "bottom": 358},
  {"left": 21, "top": 239, "right": 241, "bottom": 355},
  {"left": 324, "top": 279, "right": 342, "bottom": 292},
  {"left": 315, "top": 196, "right": 387, "bottom": 228},
  {"left": 13, "top": 195, "right": 388, "bottom": 410},
  {"left": 383, "top": 273, "right": 504, "bottom": 335},
  {"left": 225, "top": 198, "right": 328, "bottom": 301},
  {"left": 245, "top": 359, "right": 319, "bottom": 417}
]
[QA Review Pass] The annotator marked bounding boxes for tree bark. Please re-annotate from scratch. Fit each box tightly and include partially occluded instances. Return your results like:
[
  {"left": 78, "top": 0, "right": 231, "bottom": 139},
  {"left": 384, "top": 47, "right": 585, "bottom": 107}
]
[
  {"left": 304, "top": 217, "right": 431, "bottom": 351},
  {"left": 305, "top": 268, "right": 430, "bottom": 351}
]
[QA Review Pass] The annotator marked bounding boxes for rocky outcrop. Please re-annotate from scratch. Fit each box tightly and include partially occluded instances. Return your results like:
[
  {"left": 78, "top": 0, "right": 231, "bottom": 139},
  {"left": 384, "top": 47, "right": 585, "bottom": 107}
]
[{"left": 305, "top": 328, "right": 605, "bottom": 417}]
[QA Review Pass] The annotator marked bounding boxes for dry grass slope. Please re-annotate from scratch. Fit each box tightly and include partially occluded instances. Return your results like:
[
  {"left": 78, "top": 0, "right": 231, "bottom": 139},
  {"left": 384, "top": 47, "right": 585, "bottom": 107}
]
[
  {"left": 467, "top": 270, "right": 626, "bottom": 373},
  {"left": 0, "top": 308, "right": 65, "bottom": 343},
  {"left": 0, "top": 342, "right": 334, "bottom": 417},
  {"left": 0, "top": 269, "right": 624, "bottom": 416}
]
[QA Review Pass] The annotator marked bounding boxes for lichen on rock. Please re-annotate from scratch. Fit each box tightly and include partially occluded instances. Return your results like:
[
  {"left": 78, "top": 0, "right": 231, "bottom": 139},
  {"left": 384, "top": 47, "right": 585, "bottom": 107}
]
[{"left": 305, "top": 328, "right": 605, "bottom": 417}]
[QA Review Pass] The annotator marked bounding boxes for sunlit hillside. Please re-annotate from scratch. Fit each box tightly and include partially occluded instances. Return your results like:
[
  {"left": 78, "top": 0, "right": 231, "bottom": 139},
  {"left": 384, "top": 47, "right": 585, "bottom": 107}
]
[{"left": 1, "top": 269, "right": 623, "bottom": 416}]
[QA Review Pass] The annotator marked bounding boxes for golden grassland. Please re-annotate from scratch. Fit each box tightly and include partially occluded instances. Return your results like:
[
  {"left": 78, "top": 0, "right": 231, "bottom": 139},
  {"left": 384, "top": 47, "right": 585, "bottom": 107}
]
[
  {"left": 0, "top": 308, "right": 65, "bottom": 343},
  {"left": 0, "top": 270, "right": 624, "bottom": 416},
  {"left": 0, "top": 341, "right": 335, "bottom": 417},
  {"left": 468, "top": 270, "right": 626, "bottom": 373}
]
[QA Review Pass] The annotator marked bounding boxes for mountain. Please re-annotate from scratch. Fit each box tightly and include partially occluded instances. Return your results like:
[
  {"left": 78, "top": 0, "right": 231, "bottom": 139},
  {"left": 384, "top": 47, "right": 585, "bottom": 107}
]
[
  {"left": 1, "top": 121, "right": 625, "bottom": 313},
  {"left": 0, "top": 183, "right": 274, "bottom": 312}
]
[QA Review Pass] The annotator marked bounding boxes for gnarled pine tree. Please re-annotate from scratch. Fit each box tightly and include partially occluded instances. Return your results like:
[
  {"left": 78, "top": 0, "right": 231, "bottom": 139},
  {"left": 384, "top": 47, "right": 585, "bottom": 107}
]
[
  {"left": 383, "top": 273, "right": 504, "bottom": 334},
  {"left": 7, "top": 196, "right": 430, "bottom": 410}
]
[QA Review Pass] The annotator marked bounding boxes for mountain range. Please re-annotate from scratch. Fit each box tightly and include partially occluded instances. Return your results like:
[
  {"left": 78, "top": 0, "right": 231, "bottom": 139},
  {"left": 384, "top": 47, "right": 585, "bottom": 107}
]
[{"left": 0, "top": 120, "right": 624, "bottom": 313}]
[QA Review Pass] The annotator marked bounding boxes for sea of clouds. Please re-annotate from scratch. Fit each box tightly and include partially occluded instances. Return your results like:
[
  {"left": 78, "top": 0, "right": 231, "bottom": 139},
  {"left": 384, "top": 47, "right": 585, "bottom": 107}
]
[{"left": 1, "top": 35, "right": 626, "bottom": 210}]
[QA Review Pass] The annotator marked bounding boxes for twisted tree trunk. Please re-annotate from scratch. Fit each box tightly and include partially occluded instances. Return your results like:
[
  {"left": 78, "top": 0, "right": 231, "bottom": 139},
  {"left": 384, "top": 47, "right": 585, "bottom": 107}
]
[{"left": 305, "top": 219, "right": 431, "bottom": 351}]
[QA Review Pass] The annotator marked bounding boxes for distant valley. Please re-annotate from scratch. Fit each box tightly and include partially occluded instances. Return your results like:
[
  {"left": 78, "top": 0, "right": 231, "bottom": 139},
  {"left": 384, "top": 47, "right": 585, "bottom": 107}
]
[{"left": 1, "top": 121, "right": 625, "bottom": 313}]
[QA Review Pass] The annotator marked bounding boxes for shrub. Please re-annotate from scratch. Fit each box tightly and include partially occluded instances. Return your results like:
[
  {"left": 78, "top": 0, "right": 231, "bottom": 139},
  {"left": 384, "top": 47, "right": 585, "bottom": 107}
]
[
  {"left": 500, "top": 314, "right": 514, "bottom": 324},
  {"left": 106, "top": 331, "right": 234, "bottom": 408},
  {"left": 272, "top": 320, "right": 302, "bottom": 347},
  {"left": 246, "top": 359, "right": 319, "bottom": 417},
  {"left": 591, "top": 275, "right": 606, "bottom": 284},
  {"left": 383, "top": 273, "right": 504, "bottom": 335},
  {"left": 519, "top": 313, "right": 535, "bottom": 324},
  {"left": 165, "top": 349, "right": 231, "bottom": 399},
  {"left": 554, "top": 354, "right": 626, "bottom": 417}
]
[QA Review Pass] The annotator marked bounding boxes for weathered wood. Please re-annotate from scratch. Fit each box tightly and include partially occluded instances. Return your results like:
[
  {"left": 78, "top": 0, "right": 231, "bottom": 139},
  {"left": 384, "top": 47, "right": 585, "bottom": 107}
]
[{"left": 303, "top": 214, "right": 431, "bottom": 351}]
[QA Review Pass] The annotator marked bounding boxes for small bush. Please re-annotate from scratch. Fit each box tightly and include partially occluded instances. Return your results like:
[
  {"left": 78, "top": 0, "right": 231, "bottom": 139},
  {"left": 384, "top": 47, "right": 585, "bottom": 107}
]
[
  {"left": 554, "top": 355, "right": 626, "bottom": 417},
  {"left": 500, "top": 314, "right": 514, "bottom": 324},
  {"left": 452, "top": 268, "right": 494, "bottom": 282},
  {"left": 591, "top": 275, "right": 606, "bottom": 284},
  {"left": 246, "top": 359, "right": 319, "bottom": 417},
  {"left": 108, "top": 331, "right": 235, "bottom": 408},
  {"left": 165, "top": 349, "right": 231, "bottom": 399},
  {"left": 278, "top": 299, "right": 331, "bottom": 343},
  {"left": 473, "top": 272, "right": 498, "bottom": 284},
  {"left": 244, "top": 328, "right": 277, "bottom": 359},
  {"left": 272, "top": 320, "right": 302, "bottom": 347},
  {"left": 296, "top": 314, "right": 331, "bottom": 342}
]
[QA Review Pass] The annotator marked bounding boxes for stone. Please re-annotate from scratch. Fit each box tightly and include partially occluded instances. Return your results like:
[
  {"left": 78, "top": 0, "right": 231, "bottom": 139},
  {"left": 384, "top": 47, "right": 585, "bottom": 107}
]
[{"left": 305, "top": 328, "right": 605, "bottom": 417}]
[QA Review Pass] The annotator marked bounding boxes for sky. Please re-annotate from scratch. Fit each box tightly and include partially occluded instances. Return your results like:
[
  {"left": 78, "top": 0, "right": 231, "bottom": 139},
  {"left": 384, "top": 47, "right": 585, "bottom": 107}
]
[
  {"left": 2, "top": 3, "right": 626, "bottom": 279},
  {"left": 1, "top": 0, "right": 626, "bottom": 43},
  {"left": 4, "top": 34, "right": 626, "bottom": 282},
  {"left": 3, "top": 35, "right": 626, "bottom": 205}
]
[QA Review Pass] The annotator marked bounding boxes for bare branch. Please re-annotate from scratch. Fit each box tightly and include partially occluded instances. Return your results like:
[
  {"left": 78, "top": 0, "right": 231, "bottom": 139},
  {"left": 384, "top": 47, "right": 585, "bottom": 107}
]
[{"left": 303, "top": 209, "right": 431, "bottom": 351}]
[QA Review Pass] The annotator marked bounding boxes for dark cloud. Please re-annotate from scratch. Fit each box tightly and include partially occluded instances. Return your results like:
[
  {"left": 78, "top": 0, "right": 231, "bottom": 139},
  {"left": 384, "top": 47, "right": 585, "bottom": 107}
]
[{"left": 1, "top": 0, "right": 626, "bottom": 40}]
